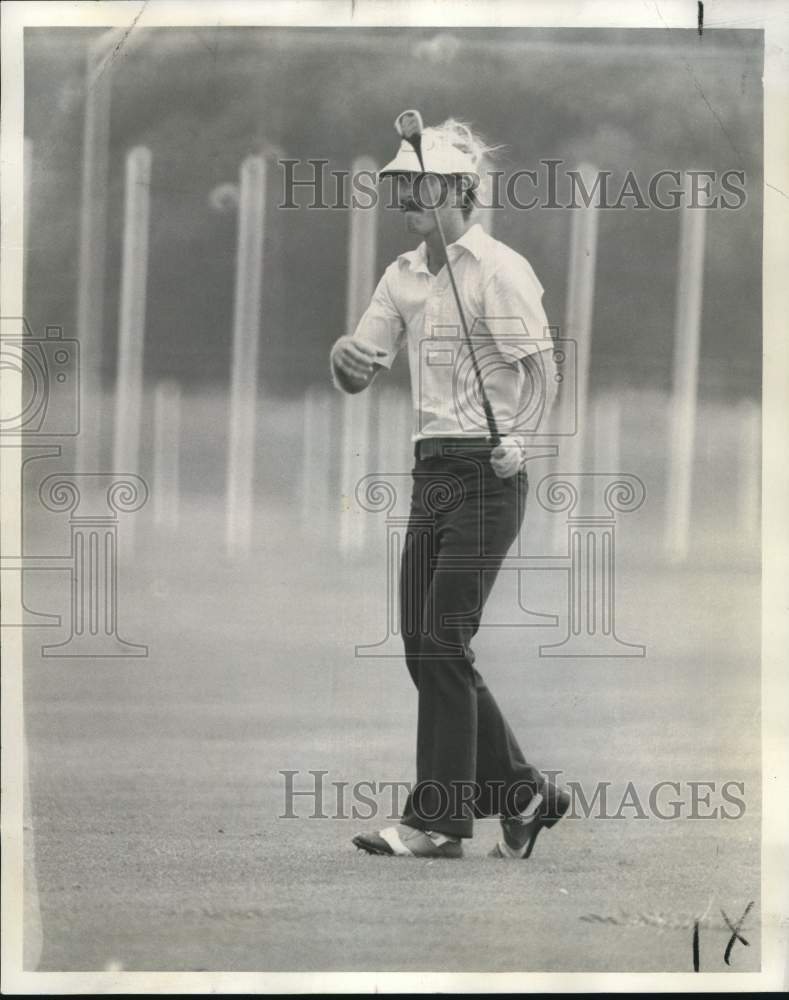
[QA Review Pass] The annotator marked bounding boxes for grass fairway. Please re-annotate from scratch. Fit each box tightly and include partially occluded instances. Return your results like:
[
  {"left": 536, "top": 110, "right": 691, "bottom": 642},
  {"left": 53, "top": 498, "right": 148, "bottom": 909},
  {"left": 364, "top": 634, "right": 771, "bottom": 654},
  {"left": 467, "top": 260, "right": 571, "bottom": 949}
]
[{"left": 23, "top": 495, "right": 760, "bottom": 973}]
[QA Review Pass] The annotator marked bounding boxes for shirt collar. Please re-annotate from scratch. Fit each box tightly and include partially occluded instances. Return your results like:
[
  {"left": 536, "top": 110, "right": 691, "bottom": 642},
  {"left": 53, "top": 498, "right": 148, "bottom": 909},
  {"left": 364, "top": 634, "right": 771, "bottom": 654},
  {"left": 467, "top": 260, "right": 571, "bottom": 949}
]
[
  {"left": 452, "top": 223, "right": 487, "bottom": 260},
  {"left": 398, "top": 223, "right": 487, "bottom": 274},
  {"left": 398, "top": 241, "right": 430, "bottom": 275}
]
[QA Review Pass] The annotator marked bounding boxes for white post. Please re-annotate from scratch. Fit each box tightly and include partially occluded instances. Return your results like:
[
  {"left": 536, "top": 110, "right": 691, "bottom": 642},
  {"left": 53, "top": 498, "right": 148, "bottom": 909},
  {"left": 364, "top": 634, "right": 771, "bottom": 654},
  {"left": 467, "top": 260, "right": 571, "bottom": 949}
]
[
  {"left": 736, "top": 397, "right": 761, "bottom": 546},
  {"left": 372, "top": 386, "right": 413, "bottom": 478},
  {"left": 225, "top": 155, "right": 266, "bottom": 557},
  {"left": 301, "top": 384, "right": 334, "bottom": 538},
  {"left": 76, "top": 30, "right": 123, "bottom": 473},
  {"left": 563, "top": 162, "right": 599, "bottom": 470},
  {"left": 476, "top": 165, "right": 497, "bottom": 237},
  {"left": 372, "top": 384, "right": 408, "bottom": 485},
  {"left": 112, "top": 147, "right": 152, "bottom": 495},
  {"left": 373, "top": 386, "right": 391, "bottom": 477},
  {"left": 339, "top": 156, "right": 378, "bottom": 559},
  {"left": 554, "top": 163, "right": 599, "bottom": 547},
  {"left": 23, "top": 138, "right": 32, "bottom": 307},
  {"left": 23, "top": 743, "right": 43, "bottom": 971},
  {"left": 111, "top": 146, "right": 151, "bottom": 554},
  {"left": 476, "top": 188, "right": 495, "bottom": 237},
  {"left": 664, "top": 173, "right": 706, "bottom": 563},
  {"left": 399, "top": 390, "right": 415, "bottom": 477},
  {"left": 477, "top": 206, "right": 494, "bottom": 236},
  {"left": 593, "top": 392, "right": 621, "bottom": 473},
  {"left": 376, "top": 385, "right": 412, "bottom": 477},
  {"left": 153, "top": 379, "right": 181, "bottom": 531}
]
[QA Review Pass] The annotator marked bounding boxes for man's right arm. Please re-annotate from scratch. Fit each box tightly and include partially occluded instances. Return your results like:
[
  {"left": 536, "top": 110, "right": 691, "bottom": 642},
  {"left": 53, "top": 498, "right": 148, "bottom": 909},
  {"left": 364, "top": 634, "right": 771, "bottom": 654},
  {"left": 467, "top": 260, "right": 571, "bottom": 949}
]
[
  {"left": 330, "top": 337, "right": 387, "bottom": 394},
  {"left": 330, "top": 269, "right": 405, "bottom": 394}
]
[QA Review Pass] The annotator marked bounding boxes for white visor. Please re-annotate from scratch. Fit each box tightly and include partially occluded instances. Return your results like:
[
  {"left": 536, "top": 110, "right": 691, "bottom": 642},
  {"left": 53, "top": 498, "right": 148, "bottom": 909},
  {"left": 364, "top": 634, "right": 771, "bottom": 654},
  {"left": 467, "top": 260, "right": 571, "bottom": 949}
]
[{"left": 378, "top": 126, "right": 480, "bottom": 180}]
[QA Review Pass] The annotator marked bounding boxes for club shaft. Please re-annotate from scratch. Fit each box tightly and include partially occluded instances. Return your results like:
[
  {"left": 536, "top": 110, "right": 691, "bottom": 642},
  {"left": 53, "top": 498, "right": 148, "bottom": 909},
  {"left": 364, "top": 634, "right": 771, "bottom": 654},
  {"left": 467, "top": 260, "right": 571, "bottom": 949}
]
[{"left": 413, "top": 142, "right": 501, "bottom": 446}]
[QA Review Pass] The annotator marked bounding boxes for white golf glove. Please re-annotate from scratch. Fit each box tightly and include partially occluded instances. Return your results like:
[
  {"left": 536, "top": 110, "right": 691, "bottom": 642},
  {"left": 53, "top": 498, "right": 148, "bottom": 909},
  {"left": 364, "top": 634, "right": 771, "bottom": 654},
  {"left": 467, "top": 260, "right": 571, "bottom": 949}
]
[{"left": 490, "top": 436, "right": 525, "bottom": 479}]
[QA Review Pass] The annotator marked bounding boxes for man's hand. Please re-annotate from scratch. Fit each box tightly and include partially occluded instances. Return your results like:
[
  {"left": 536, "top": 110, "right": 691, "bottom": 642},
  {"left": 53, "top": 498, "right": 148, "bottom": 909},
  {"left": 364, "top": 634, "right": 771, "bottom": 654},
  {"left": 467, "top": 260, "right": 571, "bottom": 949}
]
[
  {"left": 331, "top": 337, "right": 386, "bottom": 393},
  {"left": 490, "top": 436, "right": 524, "bottom": 479}
]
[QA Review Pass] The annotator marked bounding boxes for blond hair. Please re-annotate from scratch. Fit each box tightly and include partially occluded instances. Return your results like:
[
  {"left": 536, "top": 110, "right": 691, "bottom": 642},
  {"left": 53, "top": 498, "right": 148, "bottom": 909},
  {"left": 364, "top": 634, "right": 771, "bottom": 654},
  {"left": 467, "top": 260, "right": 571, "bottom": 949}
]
[
  {"left": 432, "top": 118, "right": 503, "bottom": 173},
  {"left": 431, "top": 117, "right": 503, "bottom": 217}
]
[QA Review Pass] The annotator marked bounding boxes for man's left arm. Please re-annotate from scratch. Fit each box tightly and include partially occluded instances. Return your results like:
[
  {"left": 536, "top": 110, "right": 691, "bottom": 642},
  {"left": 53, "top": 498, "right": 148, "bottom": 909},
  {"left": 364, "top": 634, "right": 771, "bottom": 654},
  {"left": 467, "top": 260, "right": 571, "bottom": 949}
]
[
  {"left": 481, "top": 260, "right": 556, "bottom": 476},
  {"left": 522, "top": 345, "right": 559, "bottom": 424},
  {"left": 483, "top": 354, "right": 556, "bottom": 479}
]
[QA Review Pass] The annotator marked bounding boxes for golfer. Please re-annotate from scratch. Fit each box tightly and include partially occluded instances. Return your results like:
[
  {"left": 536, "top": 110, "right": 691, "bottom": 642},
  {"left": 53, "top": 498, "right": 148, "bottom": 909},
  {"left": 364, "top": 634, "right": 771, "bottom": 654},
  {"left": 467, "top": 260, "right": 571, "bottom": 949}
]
[{"left": 330, "top": 118, "right": 569, "bottom": 859}]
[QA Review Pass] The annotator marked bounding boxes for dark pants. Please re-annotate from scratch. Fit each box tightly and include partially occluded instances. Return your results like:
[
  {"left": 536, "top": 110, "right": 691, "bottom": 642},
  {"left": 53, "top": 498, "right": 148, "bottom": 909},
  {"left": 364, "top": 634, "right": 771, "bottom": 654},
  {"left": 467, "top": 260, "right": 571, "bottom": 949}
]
[{"left": 400, "top": 439, "right": 548, "bottom": 839}]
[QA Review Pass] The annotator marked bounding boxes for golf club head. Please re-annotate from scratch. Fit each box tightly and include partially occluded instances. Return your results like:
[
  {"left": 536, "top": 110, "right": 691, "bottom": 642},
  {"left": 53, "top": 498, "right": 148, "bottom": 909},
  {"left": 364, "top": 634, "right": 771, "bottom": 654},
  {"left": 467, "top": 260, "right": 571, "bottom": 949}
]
[{"left": 395, "top": 109, "right": 424, "bottom": 145}]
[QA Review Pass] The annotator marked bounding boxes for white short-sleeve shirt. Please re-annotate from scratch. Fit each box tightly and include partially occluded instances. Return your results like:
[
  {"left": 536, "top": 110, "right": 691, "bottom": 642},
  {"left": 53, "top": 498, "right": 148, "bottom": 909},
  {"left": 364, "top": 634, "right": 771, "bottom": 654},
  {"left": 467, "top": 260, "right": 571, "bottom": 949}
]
[{"left": 350, "top": 223, "right": 556, "bottom": 441}]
